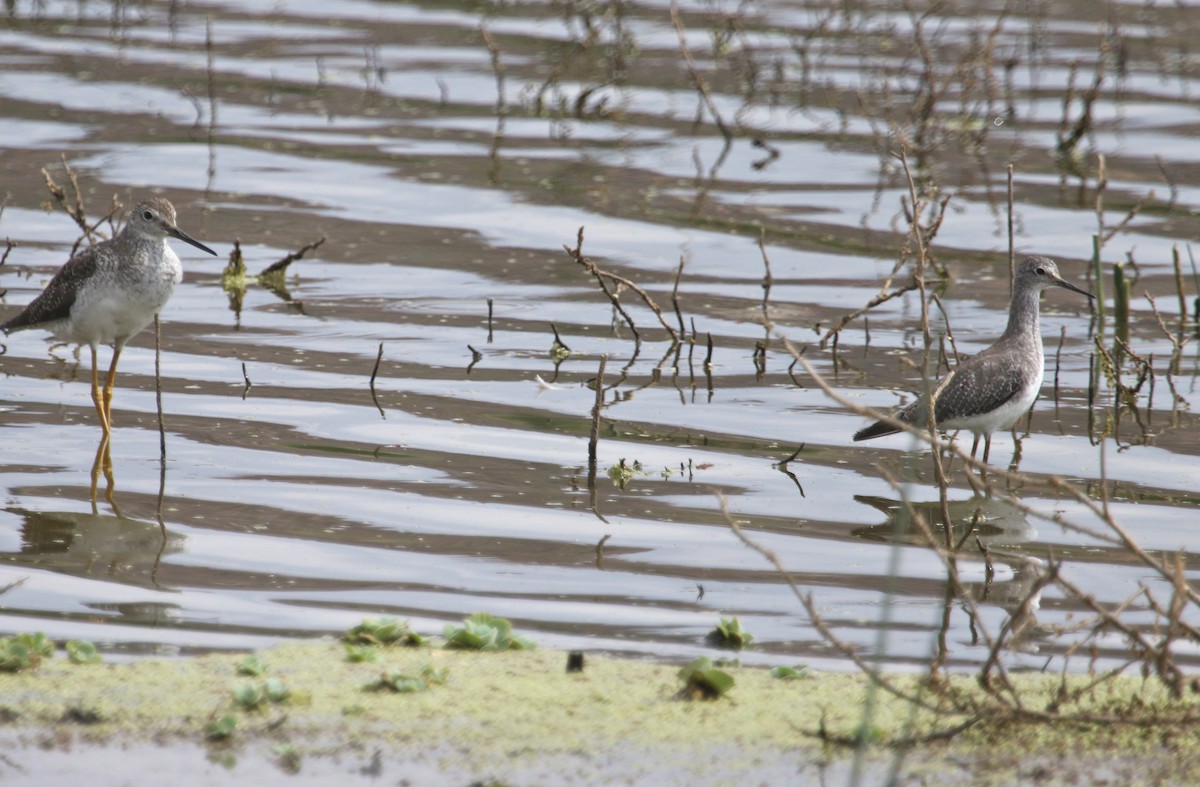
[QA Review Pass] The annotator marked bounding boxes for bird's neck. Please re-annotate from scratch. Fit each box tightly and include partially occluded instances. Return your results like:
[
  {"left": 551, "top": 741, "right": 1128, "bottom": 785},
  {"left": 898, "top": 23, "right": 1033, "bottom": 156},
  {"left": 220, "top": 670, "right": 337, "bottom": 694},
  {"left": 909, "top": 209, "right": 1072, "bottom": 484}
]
[{"left": 1000, "top": 286, "right": 1041, "bottom": 345}]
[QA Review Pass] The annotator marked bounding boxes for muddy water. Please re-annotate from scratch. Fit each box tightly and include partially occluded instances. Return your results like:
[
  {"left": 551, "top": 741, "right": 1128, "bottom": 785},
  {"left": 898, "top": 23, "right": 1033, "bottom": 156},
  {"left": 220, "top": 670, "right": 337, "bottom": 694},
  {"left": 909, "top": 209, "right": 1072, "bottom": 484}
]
[{"left": 0, "top": 0, "right": 1197, "bottom": 672}]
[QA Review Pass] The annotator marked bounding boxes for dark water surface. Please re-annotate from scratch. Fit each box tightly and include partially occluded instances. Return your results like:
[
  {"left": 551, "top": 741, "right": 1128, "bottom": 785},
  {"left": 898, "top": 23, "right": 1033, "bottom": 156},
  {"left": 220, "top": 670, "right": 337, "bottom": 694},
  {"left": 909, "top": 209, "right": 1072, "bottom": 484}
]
[{"left": 0, "top": 0, "right": 1197, "bottom": 672}]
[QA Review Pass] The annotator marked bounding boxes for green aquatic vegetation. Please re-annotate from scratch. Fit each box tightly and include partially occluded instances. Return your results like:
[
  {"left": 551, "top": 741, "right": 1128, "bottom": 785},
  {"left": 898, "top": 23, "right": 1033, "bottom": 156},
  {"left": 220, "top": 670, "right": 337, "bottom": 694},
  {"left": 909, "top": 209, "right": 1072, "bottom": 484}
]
[
  {"left": 206, "top": 714, "right": 238, "bottom": 740},
  {"left": 344, "top": 617, "right": 428, "bottom": 647},
  {"left": 65, "top": 640, "right": 102, "bottom": 665},
  {"left": 678, "top": 657, "right": 734, "bottom": 700},
  {"left": 365, "top": 664, "right": 449, "bottom": 694},
  {"left": 707, "top": 616, "right": 754, "bottom": 650},
  {"left": 232, "top": 678, "right": 290, "bottom": 710},
  {"left": 606, "top": 458, "right": 645, "bottom": 489},
  {"left": 264, "top": 677, "right": 290, "bottom": 703},
  {"left": 444, "top": 613, "right": 535, "bottom": 651},
  {"left": 770, "top": 665, "right": 810, "bottom": 680},
  {"left": 232, "top": 682, "right": 267, "bottom": 710},
  {"left": 274, "top": 743, "right": 301, "bottom": 774},
  {"left": 0, "top": 633, "right": 55, "bottom": 673},
  {"left": 343, "top": 643, "right": 380, "bottom": 663},
  {"left": 237, "top": 655, "right": 268, "bottom": 676}
]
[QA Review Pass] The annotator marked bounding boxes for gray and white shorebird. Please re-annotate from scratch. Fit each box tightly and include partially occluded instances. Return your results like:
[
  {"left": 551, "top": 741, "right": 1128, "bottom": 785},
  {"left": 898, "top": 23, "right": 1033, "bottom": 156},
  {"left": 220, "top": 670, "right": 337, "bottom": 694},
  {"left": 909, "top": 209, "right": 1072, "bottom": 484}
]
[
  {"left": 853, "top": 256, "right": 1093, "bottom": 462},
  {"left": 2, "top": 197, "right": 217, "bottom": 434}
]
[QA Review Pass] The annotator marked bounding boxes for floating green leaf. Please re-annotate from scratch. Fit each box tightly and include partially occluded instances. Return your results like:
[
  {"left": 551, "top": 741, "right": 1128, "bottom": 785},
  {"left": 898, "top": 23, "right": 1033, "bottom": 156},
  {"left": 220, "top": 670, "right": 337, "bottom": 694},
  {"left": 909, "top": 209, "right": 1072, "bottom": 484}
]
[
  {"left": 420, "top": 664, "right": 449, "bottom": 685},
  {"left": 206, "top": 714, "right": 238, "bottom": 740},
  {"left": 66, "top": 640, "right": 102, "bottom": 665},
  {"left": 231, "top": 682, "right": 267, "bottom": 710},
  {"left": 678, "top": 657, "right": 734, "bottom": 700},
  {"left": 770, "top": 665, "right": 810, "bottom": 680},
  {"left": 264, "top": 677, "right": 290, "bottom": 703},
  {"left": 343, "top": 643, "right": 379, "bottom": 663},
  {"left": 236, "top": 655, "right": 268, "bottom": 676},
  {"left": 365, "top": 671, "right": 426, "bottom": 693}
]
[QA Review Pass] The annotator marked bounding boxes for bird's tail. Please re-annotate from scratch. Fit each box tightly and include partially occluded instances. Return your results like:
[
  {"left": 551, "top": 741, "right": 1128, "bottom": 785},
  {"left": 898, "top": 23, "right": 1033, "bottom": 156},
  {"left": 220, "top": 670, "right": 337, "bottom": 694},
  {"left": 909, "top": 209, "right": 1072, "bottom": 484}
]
[{"left": 853, "top": 421, "right": 901, "bottom": 441}]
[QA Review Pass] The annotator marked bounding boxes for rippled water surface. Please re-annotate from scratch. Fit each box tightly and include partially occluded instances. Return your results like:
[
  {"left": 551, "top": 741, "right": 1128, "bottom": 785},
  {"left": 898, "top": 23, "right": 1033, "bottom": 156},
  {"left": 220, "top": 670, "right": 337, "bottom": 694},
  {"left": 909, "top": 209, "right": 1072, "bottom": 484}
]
[{"left": 0, "top": 0, "right": 1198, "bottom": 671}]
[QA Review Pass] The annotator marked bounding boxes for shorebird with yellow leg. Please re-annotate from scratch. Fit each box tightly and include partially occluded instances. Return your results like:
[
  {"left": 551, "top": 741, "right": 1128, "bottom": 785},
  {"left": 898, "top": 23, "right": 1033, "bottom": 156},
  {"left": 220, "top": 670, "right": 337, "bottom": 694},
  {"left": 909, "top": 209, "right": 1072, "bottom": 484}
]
[
  {"left": 853, "top": 256, "right": 1093, "bottom": 465},
  {"left": 2, "top": 197, "right": 217, "bottom": 435}
]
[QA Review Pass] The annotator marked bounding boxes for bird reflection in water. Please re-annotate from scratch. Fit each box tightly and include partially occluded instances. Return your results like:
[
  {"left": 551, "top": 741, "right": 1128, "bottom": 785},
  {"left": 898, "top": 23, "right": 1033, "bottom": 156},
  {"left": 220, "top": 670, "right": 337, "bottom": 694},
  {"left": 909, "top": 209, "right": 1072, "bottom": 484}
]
[{"left": 853, "top": 493, "right": 1046, "bottom": 654}]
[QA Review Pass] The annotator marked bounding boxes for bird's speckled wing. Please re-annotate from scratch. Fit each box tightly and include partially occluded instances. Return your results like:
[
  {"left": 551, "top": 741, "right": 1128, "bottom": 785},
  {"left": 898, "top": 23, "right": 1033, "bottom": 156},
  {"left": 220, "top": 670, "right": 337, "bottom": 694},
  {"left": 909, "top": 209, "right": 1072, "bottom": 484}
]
[
  {"left": 853, "top": 344, "right": 1031, "bottom": 440},
  {"left": 1, "top": 244, "right": 101, "bottom": 333},
  {"left": 932, "top": 347, "right": 1027, "bottom": 425}
]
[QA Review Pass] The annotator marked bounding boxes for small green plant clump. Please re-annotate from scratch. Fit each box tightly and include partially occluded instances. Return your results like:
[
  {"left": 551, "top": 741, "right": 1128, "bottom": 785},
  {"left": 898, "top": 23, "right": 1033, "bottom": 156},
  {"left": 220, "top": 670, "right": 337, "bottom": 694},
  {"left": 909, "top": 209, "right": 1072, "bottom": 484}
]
[
  {"left": 236, "top": 654, "right": 268, "bottom": 676},
  {"left": 770, "top": 665, "right": 810, "bottom": 680},
  {"left": 364, "top": 664, "right": 449, "bottom": 694},
  {"left": 231, "top": 677, "right": 291, "bottom": 711},
  {"left": 678, "top": 657, "right": 734, "bottom": 700},
  {"left": 343, "top": 643, "right": 380, "bottom": 663},
  {"left": 443, "top": 613, "right": 535, "bottom": 651},
  {"left": 343, "top": 617, "right": 428, "bottom": 648},
  {"left": 65, "top": 640, "right": 102, "bottom": 665},
  {"left": 206, "top": 714, "right": 238, "bottom": 740},
  {"left": 0, "top": 633, "right": 55, "bottom": 673},
  {"left": 606, "top": 458, "right": 645, "bottom": 489},
  {"left": 706, "top": 616, "right": 754, "bottom": 650}
]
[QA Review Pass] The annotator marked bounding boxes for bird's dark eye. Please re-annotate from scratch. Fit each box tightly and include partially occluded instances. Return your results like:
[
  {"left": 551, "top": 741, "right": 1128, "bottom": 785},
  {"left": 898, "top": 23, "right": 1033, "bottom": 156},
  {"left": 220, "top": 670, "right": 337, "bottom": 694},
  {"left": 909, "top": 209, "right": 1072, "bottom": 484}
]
[
  {"left": 1035, "top": 267, "right": 1045, "bottom": 275},
  {"left": 142, "top": 210, "right": 153, "bottom": 220}
]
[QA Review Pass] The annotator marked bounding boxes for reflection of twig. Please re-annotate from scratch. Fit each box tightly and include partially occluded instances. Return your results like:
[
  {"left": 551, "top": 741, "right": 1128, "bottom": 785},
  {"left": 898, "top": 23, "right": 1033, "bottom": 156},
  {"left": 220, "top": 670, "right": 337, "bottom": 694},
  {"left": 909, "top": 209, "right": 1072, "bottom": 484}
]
[
  {"left": 369, "top": 342, "right": 385, "bottom": 419},
  {"left": 481, "top": 25, "right": 506, "bottom": 184},
  {"left": 595, "top": 533, "right": 611, "bottom": 570},
  {"left": 549, "top": 322, "right": 571, "bottom": 355},
  {"left": 670, "top": 0, "right": 734, "bottom": 214},
  {"left": 587, "top": 355, "right": 609, "bottom": 524},
  {"left": 758, "top": 231, "right": 774, "bottom": 330},
  {"left": 1055, "top": 59, "right": 1104, "bottom": 172},
  {"left": 670, "top": 2, "right": 732, "bottom": 143},
  {"left": 587, "top": 354, "right": 607, "bottom": 486},
  {"left": 775, "top": 445, "right": 805, "bottom": 497}
]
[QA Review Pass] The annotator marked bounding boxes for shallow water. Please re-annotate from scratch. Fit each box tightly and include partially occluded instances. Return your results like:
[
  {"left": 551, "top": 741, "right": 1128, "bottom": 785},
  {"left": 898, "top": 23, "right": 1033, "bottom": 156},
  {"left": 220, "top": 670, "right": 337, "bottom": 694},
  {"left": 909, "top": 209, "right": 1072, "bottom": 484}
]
[{"left": 0, "top": 0, "right": 1197, "bottom": 673}]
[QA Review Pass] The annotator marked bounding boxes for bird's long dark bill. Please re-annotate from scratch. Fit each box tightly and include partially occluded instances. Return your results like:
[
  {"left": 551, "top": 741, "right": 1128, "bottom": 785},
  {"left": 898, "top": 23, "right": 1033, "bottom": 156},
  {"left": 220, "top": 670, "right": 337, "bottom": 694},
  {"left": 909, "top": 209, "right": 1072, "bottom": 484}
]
[
  {"left": 1054, "top": 276, "right": 1093, "bottom": 299},
  {"left": 169, "top": 226, "right": 218, "bottom": 257}
]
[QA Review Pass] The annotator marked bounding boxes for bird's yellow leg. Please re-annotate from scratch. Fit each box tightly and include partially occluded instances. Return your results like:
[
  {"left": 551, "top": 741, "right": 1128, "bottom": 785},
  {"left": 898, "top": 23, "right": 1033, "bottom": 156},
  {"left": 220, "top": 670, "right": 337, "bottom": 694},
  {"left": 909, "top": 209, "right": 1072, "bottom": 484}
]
[
  {"left": 103, "top": 344, "right": 123, "bottom": 426},
  {"left": 90, "top": 345, "right": 111, "bottom": 434}
]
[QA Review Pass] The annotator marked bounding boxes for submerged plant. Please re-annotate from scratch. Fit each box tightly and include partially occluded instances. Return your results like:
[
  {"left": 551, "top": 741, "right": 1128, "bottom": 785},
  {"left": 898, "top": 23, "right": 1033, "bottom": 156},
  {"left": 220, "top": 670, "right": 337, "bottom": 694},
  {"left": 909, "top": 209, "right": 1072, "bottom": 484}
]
[
  {"left": 443, "top": 613, "right": 535, "bottom": 651},
  {"left": 678, "top": 657, "right": 734, "bottom": 700}
]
